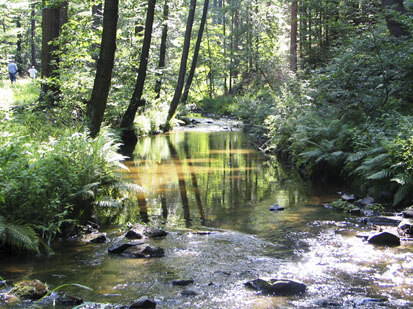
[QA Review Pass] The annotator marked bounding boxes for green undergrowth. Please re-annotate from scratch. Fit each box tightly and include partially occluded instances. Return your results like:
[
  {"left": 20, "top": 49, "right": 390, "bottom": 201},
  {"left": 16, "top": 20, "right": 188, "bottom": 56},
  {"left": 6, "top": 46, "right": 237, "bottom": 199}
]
[
  {"left": 210, "top": 28, "right": 413, "bottom": 208},
  {"left": 0, "top": 84, "right": 139, "bottom": 255}
]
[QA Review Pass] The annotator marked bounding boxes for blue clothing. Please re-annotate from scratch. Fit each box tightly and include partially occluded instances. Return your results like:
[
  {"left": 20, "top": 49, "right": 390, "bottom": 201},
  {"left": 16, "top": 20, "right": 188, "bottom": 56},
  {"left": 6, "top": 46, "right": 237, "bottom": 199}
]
[{"left": 8, "top": 62, "right": 17, "bottom": 74}]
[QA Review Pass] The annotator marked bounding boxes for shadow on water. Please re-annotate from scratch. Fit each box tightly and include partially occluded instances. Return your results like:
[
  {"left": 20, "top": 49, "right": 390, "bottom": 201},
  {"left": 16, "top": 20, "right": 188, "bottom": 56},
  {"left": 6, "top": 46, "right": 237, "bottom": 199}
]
[{"left": 1, "top": 129, "right": 412, "bottom": 308}]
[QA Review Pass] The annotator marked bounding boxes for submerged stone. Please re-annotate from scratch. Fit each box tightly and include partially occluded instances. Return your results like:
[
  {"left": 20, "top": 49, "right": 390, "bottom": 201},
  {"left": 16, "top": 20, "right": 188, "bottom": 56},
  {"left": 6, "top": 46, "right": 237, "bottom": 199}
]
[
  {"left": 8, "top": 279, "right": 48, "bottom": 300},
  {"left": 181, "top": 289, "right": 198, "bottom": 297},
  {"left": 363, "top": 216, "right": 402, "bottom": 226},
  {"left": 108, "top": 242, "right": 142, "bottom": 254},
  {"left": 367, "top": 231, "right": 401, "bottom": 246},
  {"left": 244, "top": 278, "right": 306, "bottom": 295},
  {"left": 171, "top": 279, "right": 194, "bottom": 286},
  {"left": 130, "top": 296, "right": 156, "bottom": 308},
  {"left": 57, "top": 293, "right": 83, "bottom": 306}
]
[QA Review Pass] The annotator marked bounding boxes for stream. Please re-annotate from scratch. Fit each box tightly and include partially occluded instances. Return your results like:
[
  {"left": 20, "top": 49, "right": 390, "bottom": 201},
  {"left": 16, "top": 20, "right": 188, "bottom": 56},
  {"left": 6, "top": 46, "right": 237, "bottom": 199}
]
[{"left": 1, "top": 120, "right": 412, "bottom": 308}]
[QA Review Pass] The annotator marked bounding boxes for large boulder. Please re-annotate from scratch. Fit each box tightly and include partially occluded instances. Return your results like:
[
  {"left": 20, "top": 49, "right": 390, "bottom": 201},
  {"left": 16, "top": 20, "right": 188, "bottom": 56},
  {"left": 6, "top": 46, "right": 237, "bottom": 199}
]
[
  {"left": 367, "top": 231, "right": 401, "bottom": 246},
  {"left": 244, "top": 278, "right": 306, "bottom": 296},
  {"left": 7, "top": 280, "right": 48, "bottom": 300},
  {"left": 125, "top": 229, "right": 143, "bottom": 240},
  {"left": 121, "top": 245, "right": 165, "bottom": 258},
  {"left": 131, "top": 225, "right": 168, "bottom": 239}
]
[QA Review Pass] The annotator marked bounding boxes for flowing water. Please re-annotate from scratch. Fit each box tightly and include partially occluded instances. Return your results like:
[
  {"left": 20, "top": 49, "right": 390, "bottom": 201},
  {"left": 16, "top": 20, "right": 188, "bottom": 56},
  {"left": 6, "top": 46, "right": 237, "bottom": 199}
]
[{"left": 1, "top": 126, "right": 412, "bottom": 308}]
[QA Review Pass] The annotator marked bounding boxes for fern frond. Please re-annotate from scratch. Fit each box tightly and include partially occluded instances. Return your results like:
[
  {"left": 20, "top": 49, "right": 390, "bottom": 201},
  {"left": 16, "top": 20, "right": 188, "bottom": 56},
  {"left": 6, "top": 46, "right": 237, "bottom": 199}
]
[
  {"left": 4, "top": 223, "right": 39, "bottom": 253},
  {"left": 347, "top": 151, "right": 365, "bottom": 162},
  {"left": 363, "top": 153, "right": 390, "bottom": 165},
  {"left": 367, "top": 169, "right": 393, "bottom": 180},
  {"left": 300, "top": 149, "right": 322, "bottom": 159},
  {"left": 366, "top": 147, "right": 386, "bottom": 155},
  {"left": 393, "top": 185, "right": 411, "bottom": 206}
]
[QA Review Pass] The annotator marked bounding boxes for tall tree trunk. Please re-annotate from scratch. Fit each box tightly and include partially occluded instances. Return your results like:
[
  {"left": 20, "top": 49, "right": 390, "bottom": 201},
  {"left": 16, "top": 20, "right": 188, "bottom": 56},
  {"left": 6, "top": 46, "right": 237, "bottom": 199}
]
[
  {"left": 92, "top": 1, "right": 103, "bottom": 64},
  {"left": 181, "top": 0, "right": 210, "bottom": 105},
  {"left": 223, "top": 0, "right": 228, "bottom": 93},
  {"left": 31, "top": 3, "right": 37, "bottom": 67},
  {"left": 381, "top": 0, "right": 410, "bottom": 38},
  {"left": 40, "top": 1, "right": 67, "bottom": 105},
  {"left": 120, "top": 0, "right": 157, "bottom": 140},
  {"left": 154, "top": 0, "right": 169, "bottom": 99},
  {"left": 87, "top": 0, "right": 119, "bottom": 138},
  {"left": 290, "top": 0, "right": 298, "bottom": 71},
  {"left": 166, "top": 0, "right": 197, "bottom": 123},
  {"left": 15, "top": 16, "right": 23, "bottom": 76}
]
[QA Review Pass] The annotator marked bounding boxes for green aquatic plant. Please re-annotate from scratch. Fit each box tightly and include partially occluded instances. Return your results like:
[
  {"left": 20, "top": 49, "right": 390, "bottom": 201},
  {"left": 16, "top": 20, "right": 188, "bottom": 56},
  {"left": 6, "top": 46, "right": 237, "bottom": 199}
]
[{"left": 33, "top": 283, "right": 92, "bottom": 306}]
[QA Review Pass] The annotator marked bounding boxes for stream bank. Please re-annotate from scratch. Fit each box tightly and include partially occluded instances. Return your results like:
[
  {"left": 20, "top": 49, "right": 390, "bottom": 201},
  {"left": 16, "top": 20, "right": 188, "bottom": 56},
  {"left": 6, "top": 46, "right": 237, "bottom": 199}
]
[{"left": 1, "top": 121, "right": 412, "bottom": 308}]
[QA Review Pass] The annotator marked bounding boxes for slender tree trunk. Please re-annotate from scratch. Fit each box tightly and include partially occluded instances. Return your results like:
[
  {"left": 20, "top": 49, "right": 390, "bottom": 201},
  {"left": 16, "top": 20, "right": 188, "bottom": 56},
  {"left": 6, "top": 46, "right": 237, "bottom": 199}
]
[
  {"left": 87, "top": 0, "right": 119, "bottom": 138},
  {"left": 154, "top": 0, "right": 169, "bottom": 99},
  {"left": 181, "top": 0, "right": 210, "bottom": 105},
  {"left": 223, "top": 0, "right": 228, "bottom": 93},
  {"left": 120, "top": 0, "right": 157, "bottom": 139},
  {"left": 31, "top": 3, "right": 37, "bottom": 67},
  {"left": 381, "top": 0, "right": 410, "bottom": 38},
  {"left": 16, "top": 16, "right": 23, "bottom": 76},
  {"left": 290, "top": 0, "right": 298, "bottom": 71},
  {"left": 166, "top": 0, "right": 197, "bottom": 123},
  {"left": 92, "top": 1, "right": 103, "bottom": 64},
  {"left": 40, "top": 1, "right": 67, "bottom": 105}
]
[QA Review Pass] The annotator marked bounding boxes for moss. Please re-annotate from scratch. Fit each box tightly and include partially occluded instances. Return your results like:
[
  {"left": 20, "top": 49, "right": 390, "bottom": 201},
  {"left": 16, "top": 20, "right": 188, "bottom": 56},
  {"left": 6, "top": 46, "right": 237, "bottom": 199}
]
[{"left": 10, "top": 280, "right": 48, "bottom": 300}]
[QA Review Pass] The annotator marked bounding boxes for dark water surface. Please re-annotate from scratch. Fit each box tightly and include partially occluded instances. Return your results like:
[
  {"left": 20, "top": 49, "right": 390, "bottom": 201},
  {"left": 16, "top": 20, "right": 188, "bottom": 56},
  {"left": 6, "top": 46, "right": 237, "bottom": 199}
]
[{"left": 1, "top": 129, "right": 412, "bottom": 308}]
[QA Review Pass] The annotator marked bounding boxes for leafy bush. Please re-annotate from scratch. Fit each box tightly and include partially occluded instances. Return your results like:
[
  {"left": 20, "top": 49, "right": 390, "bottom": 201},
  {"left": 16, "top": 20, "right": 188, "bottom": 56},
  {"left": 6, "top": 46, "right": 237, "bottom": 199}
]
[
  {"left": 0, "top": 120, "right": 138, "bottom": 253},
  {"left": 198, "top": 96, "right": 237, "bottom": 116}
]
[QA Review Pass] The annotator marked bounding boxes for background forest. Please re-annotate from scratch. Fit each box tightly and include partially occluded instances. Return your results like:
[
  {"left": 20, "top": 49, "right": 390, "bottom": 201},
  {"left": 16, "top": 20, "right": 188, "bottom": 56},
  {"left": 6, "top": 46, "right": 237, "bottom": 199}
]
[{"left": 0, "top": 0, "right": 412, "bottom": 254}]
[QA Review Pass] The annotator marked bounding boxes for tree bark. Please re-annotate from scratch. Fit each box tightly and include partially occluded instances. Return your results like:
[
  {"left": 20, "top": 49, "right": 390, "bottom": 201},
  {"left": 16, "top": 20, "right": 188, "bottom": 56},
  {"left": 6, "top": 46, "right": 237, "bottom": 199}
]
[
  {"left": 120, "top": 0, "right": 157, "bottom": 138},
  {"left": 381, "top": 0, "right": 410, "bottom": 38},
  {"left": 166, "top": 0, "right": 197, "bottom": 123},
  {"left": 40, "top": 1, "right": 67, "bottom": 105},
  {"left": 290, "top": 0, "right": 298, "bottom": 71},
  {"left": 154, "top": 0, "right": 169, "bottom": 99},
  {"left": 16, "top": 16, "right": 23, "bottom": 76},
  {"left": 87, "top": 0, "right": 119, "bottom": 138},
  {"left": 181, "top": 0, "right": 210, "bottom": 105},
  {"left": 31, "top": 3, "right": 37, "bottom": 67}
]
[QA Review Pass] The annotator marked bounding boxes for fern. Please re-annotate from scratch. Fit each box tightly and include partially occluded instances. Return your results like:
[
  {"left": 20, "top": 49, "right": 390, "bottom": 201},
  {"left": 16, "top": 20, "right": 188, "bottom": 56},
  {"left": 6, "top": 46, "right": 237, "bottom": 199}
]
[
  {"left": 367, "top": 169, "right": 393, "bottom": 180},
  {"left": 0, "top": 216, "right": 40, "bottom": 254}
]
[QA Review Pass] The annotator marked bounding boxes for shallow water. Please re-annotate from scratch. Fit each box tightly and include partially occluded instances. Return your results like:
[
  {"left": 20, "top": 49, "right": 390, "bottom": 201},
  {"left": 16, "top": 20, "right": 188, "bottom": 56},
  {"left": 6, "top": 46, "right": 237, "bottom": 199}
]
[{"left": 1, "top": 129, "right": 412, "bottom": 308}]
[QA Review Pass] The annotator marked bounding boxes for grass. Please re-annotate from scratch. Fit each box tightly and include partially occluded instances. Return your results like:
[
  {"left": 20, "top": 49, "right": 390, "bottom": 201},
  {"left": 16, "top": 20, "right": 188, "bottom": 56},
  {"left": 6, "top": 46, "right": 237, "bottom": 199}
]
[{"left": 0, "top": 79, "right": 40, "bottom": 111}]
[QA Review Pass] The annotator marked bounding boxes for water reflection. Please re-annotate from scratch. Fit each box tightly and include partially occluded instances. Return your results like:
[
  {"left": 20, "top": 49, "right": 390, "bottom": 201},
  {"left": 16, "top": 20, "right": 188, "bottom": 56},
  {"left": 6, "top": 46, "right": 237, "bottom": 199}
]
[{"left": 125, "top": 130, "right": 308, "bottom": 234}]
